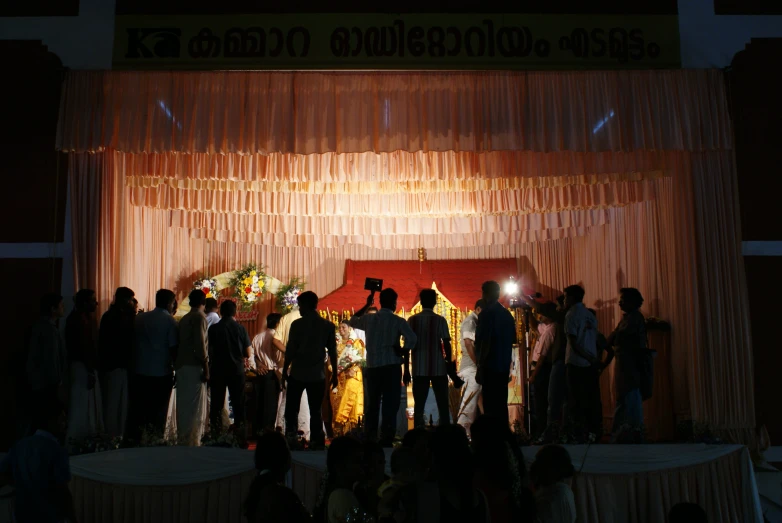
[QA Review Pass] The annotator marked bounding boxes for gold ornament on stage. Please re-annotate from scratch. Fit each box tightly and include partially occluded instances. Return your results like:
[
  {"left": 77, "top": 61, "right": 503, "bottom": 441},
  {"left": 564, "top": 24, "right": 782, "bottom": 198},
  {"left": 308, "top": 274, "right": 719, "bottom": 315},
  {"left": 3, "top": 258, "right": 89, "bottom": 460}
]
[{"left": 417, "top": 248, "right": 427, "bottom": 262}]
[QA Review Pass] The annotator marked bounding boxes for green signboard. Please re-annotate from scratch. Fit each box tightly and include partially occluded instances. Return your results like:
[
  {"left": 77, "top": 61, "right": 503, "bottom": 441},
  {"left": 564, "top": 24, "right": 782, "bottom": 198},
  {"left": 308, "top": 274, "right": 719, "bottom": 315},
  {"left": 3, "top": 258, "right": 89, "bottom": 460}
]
[{"left": 113, "top": 14, "right": 681, "bottom": 70}]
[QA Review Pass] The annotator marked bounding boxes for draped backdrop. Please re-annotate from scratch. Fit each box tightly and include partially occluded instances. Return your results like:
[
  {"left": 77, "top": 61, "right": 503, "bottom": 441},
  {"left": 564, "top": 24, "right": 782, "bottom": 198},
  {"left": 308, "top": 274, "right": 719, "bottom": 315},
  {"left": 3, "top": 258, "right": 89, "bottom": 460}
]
[{"left": 57, "top": 70, "right": 753, "bottom": 443}]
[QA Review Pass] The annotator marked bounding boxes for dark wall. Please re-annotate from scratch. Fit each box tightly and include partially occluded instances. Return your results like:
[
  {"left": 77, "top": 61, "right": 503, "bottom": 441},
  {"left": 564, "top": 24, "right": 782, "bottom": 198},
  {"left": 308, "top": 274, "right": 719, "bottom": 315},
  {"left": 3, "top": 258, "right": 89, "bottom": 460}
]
[
  {"left": 116, "top": 0, "right": 678, "bottom": 14},
  {"left": 728, "top": 38, "right": 782, "bottom": 443},
  {"left": 0, "top": 41, "right": 66, "bottom": 451}
]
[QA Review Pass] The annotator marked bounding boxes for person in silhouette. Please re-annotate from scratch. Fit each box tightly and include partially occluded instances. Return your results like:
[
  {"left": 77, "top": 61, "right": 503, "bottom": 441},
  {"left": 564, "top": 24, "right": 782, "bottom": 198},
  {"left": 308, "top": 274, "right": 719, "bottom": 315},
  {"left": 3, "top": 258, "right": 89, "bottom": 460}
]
[
  {"left": 283, "top": 291, "right": 338, "bottom": 449},
  {"left": 350, "top": 288, "right": 417, "bottom": 446},
  {"left": 475, "top": 281, "right": 517, "bottom": 423}
]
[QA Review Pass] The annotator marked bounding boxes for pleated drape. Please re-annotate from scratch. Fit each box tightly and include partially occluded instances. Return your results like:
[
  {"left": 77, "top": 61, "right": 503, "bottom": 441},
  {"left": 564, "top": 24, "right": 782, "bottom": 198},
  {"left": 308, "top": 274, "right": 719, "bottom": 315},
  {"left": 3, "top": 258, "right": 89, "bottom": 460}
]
[{"left": 61, "top": 70, "right": 753, "bottom": 445}]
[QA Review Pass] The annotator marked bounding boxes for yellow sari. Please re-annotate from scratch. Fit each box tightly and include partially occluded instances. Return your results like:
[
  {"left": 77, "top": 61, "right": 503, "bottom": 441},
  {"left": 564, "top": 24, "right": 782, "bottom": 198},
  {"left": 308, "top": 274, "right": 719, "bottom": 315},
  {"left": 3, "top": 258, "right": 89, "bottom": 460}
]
[{"left": 331, "top": 336, "right": 365, "bottom": 434}]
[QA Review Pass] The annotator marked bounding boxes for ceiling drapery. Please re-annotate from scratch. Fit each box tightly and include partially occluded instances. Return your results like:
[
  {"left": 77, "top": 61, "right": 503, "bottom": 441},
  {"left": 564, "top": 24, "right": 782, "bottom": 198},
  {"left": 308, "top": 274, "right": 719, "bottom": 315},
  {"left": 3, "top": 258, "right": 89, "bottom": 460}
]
[
  {"left": 61, "top": 70, "right": 753, "bottom": 447},
  {"left": 57, "top": 71, "right": 731, "bottom": 155}
]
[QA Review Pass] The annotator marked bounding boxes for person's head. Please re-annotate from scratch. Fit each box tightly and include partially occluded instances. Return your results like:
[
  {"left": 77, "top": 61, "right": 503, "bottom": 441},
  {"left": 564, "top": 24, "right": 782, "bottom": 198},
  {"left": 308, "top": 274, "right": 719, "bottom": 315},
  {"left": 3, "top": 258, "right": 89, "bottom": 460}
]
[
  {"left": 113, "top": 287, "right": 135, "bottom": 311},
  {"left": 296, "top": 291, "right": 318, "bottom": 312},
  {"left": 390, "top": 447, "right": 423, "bottom": 484},
  {"left": 379, "top": 288, "right": 398, "bottom": 311},
  {"left": 619, "top": 287, "right": 644, "bottom": 313},
  {"left": 474, "top": 299, "right": 486, "bottom": 316},
  {"left": 419, "top": 289, "right": 437, "bottom": 309},
  {"left": 34, "top": 400, "right": 68, "bottom": 442},
  {"left": 482, "top": 281, "right": 501, "bottom": 303},
  {"left": 327, "top": 436, "right": 364, "bottom": 487},
  {"left": 155, "top": 289, "right": 177, "bottom": 313},
  {"left": 266, "top": 312, "right": 282, "bottom": 331},
  {"left": 244, "top": 431, "right": 292, "bottom": 520},
  {"left": 555, "top": 294, "right": 565, "bottom": 309},
  {"left": 339, "top": 320, "right": 351, "bottom": 340},
  {"left": 431, "top": 424, "right": 472, "bottom": 484},
  {"left": 172, "top": 299, "right": 178, "bottom": 316},
  {"left": 131, "top": 298, "right": 139, "bottom": 314},
  {"left": 535, "top": 302, "right": 558, "bottom": 324},
  {"left": 220, "top": 299, "right": 237, "bottom": 319},
  {"left": 254, "top": 431, "right": 291, "bottom": 482},
  {"left": 470, "top": 415, "right": 529, "bottom": 489},
  {"left": 563, "top": 285, "right": 585, "bottom": 309},
  {"left": 205, "top": 297, "right": 218, "bottom": 314},
  {"left": 40, "top": 293, "right": 64, "bottom": 318},
  {"left": 402, "top": 427, "right": 434, "bottom": 477},
  {"left": 74, "top": 289, "right": 98, "bottom": 314},
  {"left": 529, "top": 444, "right": 575, "bottom": 488},
  {"left": 669, "top": 503, "right": 707, "bottom": 523},
  {"left": 189, "top": 289, "right": 207, "bottom": 310},
  {"left": 367, "top": 307, "right": 378, "bottom": 314},
  {"left": 363, "top": 441, "right": 387, "bottom": 486}
]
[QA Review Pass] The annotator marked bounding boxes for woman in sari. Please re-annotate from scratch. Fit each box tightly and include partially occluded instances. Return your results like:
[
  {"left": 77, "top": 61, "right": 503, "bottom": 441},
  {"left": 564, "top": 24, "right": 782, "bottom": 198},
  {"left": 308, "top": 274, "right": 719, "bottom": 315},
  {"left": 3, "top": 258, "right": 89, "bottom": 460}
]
[{"left": 331, "top": 320, "right": 365, "bottom": 435}]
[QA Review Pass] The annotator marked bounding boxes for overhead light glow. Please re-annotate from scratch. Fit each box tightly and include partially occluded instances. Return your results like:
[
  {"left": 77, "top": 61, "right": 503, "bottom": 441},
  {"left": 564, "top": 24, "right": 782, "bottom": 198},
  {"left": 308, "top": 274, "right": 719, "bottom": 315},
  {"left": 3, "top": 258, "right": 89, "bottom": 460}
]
[
  {"left": 505, "top": 280, "right": 519, "bottom": 296},
  {"left": 592, "top": 110, "right": 615, "bottom": 134}
]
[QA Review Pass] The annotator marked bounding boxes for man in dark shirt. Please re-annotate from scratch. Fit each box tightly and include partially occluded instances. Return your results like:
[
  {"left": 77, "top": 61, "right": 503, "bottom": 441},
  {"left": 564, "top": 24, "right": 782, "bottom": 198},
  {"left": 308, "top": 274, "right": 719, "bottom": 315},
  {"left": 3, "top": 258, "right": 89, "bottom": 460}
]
[
  {"left": 64, "top": 289, "right": 100, "bottom": 441},
  {"left": 283, "top": 291, "right": 337, "bottom": 448},
  {"left": 406, "top": 289, "right": 452, "bottom": 428},
  {"left": 607, "top": 287, "right": 648, "bottom": 439},
  {"left": 475, "top": 280, "right": 517, "bottom": 423},
  {"left": 99, "top": 287, "right": 136, "bottom": 438},
  {"left": 208, "top": 300, "right": 252, "bottom": 435}
]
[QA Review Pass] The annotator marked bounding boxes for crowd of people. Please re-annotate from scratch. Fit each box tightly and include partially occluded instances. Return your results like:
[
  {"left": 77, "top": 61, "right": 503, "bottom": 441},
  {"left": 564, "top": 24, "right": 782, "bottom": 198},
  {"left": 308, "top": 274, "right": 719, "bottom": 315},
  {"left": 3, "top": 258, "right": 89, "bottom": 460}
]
[
  {"left": 243, "top": 422, "right": 710, "bottom": 523},
  {"left": 2, "top": 278, "right": 690, "bottom": 523},
  {"left": 526, "top": 286, "right": 652, "bottom": 443}
]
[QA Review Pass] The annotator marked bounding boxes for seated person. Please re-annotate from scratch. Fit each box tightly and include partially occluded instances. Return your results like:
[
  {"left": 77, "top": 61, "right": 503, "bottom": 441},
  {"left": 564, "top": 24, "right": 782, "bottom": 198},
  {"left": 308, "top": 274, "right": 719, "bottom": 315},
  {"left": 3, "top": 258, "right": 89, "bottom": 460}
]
[
  {"left": 0, "top": 400, "right": 76, "bottom": 523},
  {"left": 529, "top": 445, "right": 576, "bottom": 523},
  {"left": 377, "top": 447, "right": 424, "bottom": 523},
  {"left": 244, "top": 431, "right": 310, "bottom": 523}
]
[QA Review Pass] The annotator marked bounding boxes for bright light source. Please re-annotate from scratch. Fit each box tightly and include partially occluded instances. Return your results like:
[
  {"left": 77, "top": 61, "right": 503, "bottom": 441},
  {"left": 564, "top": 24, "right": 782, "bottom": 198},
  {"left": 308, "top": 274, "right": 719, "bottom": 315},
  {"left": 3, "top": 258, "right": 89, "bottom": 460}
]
[{"left": 505, "top": 280, "right": 519, "bottom": 296}]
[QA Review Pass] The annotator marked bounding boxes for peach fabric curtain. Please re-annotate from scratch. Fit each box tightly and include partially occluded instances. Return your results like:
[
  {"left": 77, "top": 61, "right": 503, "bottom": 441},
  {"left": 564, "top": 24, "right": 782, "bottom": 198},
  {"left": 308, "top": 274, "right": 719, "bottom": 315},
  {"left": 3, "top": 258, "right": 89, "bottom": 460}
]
[
  {"left": 57, "top": 71, "right": 731, "bottom": 154},
  {"left": 61, "top": 70, "right": 753, "bottom": 445}
]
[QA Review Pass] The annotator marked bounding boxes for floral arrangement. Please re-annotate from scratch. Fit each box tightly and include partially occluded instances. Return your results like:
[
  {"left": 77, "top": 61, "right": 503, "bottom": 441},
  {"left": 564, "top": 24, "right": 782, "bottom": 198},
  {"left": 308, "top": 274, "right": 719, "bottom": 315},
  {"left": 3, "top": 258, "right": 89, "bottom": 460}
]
[
  {"left": 511, "top": 419, "right": 532, "bottom": 446},
  {"left": 677, "top": 420, "right": 723, "bottom": 444},
  {"left": 193, "top": 276, "right": 218, "bottom": 299},
  {"left": 336, "top": 340, "right": 365, "bottom": 375},
  {"left": 140, "top": 425, "right": 177, "bottom": 448},
  {"left": 275, "top": 276, "right": 305, "bottom": 315},
  {"left": 613, "top": 423, "right": 648, "bottom": 444},
  {"left": 68, "top": 434, "right": 123, "bottom": 456},
  {"left": 201, "top": 429, "right": 243, "bottom": 448},
  {"left": 229, "top": 263, "right": 267, "bottom": 310}
]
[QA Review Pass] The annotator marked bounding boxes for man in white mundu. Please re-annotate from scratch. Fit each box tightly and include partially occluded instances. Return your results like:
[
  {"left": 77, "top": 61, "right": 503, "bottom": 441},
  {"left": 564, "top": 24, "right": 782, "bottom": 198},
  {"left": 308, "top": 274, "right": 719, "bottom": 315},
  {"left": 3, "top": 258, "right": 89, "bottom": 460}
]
[
  {"left": 273, "top": 304, "right": 312, "bottom": 439},
  {"left": 175, "top": 290, "right": 210, "bottom": 445},
  {"left": 456, "top": 299, "right": 485, "bottom": 438}
]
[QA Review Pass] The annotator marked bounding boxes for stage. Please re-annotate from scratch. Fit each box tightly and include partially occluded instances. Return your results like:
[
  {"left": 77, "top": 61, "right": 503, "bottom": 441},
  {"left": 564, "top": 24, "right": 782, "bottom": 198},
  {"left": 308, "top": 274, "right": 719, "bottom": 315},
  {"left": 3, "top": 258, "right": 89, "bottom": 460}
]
[{"left": 0, "top": 443, "right": 762, "bottom": 523}]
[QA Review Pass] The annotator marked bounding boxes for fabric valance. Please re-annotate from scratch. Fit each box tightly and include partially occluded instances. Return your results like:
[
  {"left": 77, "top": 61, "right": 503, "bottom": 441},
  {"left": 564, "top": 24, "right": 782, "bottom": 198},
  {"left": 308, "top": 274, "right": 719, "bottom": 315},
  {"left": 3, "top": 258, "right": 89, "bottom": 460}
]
[{"left": 57, "top": 70, "right": 732, "bottom": 155}]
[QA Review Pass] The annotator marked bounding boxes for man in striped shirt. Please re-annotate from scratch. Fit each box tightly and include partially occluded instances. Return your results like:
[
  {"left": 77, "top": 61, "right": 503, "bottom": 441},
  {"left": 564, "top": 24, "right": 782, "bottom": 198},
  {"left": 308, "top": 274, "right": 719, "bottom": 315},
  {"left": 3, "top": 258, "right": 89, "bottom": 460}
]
[
  {"left": 350, "top": 288, "right": 417, "bottom": 445},
  {"left": 406, "top": 289, "right": 452, "bottom": 428}
]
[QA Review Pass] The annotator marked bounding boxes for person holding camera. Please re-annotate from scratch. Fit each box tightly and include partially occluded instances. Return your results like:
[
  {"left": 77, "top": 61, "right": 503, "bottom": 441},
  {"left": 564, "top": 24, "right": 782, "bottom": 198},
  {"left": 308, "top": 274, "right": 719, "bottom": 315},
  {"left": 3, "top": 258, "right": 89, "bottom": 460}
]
[
  {"left": 176, "top": 289, "right": 210, "bottom": 446},
  {"left": 350, "top": 288, "right": 417, "bottom": 446}
]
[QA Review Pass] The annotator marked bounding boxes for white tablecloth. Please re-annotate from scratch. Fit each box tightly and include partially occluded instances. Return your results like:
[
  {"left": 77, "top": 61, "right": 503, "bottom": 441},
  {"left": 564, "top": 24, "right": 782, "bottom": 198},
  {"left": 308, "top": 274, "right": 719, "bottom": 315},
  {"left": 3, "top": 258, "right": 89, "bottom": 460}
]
[
  {"left": 71, "top": 447, "right": 255, "bottom": 523},
  {"left": 1, "top": 444, "right": 763, "bottom": 523},
  {"left": 291, "top": 444, "right": 763, "bottom": 523}
]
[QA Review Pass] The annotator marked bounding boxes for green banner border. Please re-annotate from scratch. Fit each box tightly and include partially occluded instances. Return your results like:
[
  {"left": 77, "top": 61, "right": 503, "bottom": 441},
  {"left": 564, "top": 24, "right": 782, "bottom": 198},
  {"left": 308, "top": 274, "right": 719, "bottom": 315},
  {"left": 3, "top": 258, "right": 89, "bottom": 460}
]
[{"left": 113, "top": 14, "right": 681, "bottom": 70}]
